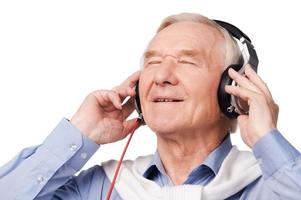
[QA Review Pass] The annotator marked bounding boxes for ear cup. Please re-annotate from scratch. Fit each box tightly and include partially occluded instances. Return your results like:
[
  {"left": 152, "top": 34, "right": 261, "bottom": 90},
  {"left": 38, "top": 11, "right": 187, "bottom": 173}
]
[
  {"left": 217, "top": 64, "right": 242, "bottom": 119},
  {"left": 134, "top": 81, "right": 145, "bottom": 124}
]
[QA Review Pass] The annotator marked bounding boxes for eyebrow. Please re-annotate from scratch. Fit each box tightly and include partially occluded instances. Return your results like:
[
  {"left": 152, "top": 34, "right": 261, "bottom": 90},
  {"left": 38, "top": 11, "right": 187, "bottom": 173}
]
[{"left": 143, "top": 49, "right": 201, "bottom": 60}]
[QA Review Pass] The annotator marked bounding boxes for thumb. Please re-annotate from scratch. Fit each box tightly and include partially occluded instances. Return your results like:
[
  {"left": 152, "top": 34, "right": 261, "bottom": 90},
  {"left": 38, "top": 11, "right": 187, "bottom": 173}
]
[
  {"left": 237, "top": 115, "right": 251, "bottom": 145},
  {"left": 121, "top": 118, "right": 141, "bottom": 137},
  {"left": 237, "top": 115, "right": 248, "bottom": 135},
  {"left": 237, "top": 115, "right": 248, "bottom": 127}
]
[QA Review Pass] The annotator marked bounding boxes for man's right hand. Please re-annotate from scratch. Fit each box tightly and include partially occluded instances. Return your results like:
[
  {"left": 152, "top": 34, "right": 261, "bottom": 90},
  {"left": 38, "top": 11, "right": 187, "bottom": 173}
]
[{"left": 70, "top": 71, "right": 141, "bottom": 145}]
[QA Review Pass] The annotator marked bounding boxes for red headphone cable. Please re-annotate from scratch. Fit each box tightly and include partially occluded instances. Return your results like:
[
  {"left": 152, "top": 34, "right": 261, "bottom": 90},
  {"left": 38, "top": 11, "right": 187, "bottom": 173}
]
[{"left": 105, "top": 118, "right": 141, "bottom": 200}]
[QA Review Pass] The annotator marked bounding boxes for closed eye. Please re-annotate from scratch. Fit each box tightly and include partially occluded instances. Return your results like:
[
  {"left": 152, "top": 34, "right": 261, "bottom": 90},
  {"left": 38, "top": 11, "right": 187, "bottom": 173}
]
[
  {"left": 178, "top": 60, "right": 196, "bottom": 65},
  {"left": 147, "top": 60, "right": 162, "bottom": 65}
]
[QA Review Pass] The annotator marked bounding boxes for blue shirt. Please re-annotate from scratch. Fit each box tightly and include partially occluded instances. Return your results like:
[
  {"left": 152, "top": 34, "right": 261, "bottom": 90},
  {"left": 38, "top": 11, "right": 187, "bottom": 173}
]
[{"left": 0, "top": 118, "right": 301, "bottom": 199}]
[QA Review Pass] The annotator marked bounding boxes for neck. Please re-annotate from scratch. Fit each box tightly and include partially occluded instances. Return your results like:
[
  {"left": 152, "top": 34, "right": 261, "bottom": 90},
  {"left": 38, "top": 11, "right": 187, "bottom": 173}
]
[{"left": 156, "top": 125, "right": 229, "bottom": 185}]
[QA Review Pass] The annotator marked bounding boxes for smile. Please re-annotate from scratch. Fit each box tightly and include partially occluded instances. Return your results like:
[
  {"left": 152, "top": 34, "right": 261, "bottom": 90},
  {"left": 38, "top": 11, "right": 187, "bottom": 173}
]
[{"left": 154, "top": 98, "right": 183, "bottom": 102}]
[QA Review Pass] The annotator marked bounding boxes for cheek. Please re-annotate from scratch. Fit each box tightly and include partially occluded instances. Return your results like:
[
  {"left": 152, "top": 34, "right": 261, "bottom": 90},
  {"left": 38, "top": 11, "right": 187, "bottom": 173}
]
[
  {"left": 138, "top": 71, "right": 149, "bottom": 97},
  {"left": 138, "top": 71, "right": 153, "bottom": 112},
  {"left": 187, "top": 73, "right": 222, "bottom": 117},
  {"left": 188, "top": 70, "right": 220, "bottom": 100}
]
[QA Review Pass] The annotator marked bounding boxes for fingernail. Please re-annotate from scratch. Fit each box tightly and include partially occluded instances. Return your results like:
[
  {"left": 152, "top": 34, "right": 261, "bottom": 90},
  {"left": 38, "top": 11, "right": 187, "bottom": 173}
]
[
  {"left": 118, "top": 104, "right": 122, "bottom": 110},
  {"left": 130, "top": 88, "right": 136, "bottom": 96},
  {"left": 228, "top": 68, "right": 234, "bottom": 74}
]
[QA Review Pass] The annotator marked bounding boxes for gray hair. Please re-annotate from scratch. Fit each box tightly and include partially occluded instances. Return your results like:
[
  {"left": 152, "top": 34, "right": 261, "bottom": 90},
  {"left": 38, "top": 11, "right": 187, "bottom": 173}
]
[{"left": 156, "top": 13, "right": 241, "bottom": 70}]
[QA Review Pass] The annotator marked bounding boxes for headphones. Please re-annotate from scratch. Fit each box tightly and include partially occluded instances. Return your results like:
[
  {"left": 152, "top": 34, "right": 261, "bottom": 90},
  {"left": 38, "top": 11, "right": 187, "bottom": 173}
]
[{"left": 134, "top": 20, "right": 259, "bottom": 124}]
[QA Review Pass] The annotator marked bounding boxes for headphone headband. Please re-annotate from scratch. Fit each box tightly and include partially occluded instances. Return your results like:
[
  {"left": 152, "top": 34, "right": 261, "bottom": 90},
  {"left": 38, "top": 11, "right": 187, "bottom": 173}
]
[
  {"left": 213, "top": 19, "right": 259, "bottom": 71},
  {"left": 213, "top": 20, "right": 252, "bottom": 42}
]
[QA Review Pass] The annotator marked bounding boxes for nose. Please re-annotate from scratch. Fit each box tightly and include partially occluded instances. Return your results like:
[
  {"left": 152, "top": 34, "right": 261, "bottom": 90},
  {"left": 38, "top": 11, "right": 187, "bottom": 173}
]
[{"left": 153, "top": 56, "right": 179, "bottom": 87}]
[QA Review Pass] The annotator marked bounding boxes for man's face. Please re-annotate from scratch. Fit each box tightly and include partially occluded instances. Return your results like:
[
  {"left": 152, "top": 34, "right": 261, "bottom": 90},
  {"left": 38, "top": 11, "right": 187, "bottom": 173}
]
[{"left": 139, "top": 21, "right": 227, "bottom": 135}]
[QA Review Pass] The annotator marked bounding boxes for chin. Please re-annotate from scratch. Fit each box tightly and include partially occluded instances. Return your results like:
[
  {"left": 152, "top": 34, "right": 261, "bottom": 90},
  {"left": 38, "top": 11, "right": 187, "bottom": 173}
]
[{"left": 144, "top": 114, "right": 183, "bottom": 134}]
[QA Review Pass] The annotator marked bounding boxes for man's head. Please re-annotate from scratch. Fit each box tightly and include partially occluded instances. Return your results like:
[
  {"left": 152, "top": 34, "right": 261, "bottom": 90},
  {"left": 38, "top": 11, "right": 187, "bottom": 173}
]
[{"left": 138, "top": 13, "right": 240, "bottom": 136}]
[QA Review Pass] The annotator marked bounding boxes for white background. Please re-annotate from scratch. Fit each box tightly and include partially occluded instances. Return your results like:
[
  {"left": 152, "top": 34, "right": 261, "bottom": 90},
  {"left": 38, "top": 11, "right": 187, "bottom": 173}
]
[{"left": 0, "top": 0, "right": 301, "bottom": 169}]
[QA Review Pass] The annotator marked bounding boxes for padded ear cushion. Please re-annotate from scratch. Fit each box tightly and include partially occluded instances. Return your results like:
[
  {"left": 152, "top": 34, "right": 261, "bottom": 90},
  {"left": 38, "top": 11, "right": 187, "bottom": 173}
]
[
  {"left": 218, "top": 64, "right": 242, "bottom": 119},
  {"left": 134, "top": 81, "right": 145, "bottom": 124}
]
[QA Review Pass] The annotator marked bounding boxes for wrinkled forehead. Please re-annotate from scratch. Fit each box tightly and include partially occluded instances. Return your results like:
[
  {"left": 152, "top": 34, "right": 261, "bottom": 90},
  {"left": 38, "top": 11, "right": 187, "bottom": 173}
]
[{"left": 144, "top": 21, "right": 226, "bottom": 62}]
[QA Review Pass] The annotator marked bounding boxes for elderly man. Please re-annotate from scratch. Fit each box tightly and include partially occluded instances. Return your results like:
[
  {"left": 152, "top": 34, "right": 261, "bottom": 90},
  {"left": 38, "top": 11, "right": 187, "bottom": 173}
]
[{"left": 1, "top": 13, "right": 301, "bottom": 199}]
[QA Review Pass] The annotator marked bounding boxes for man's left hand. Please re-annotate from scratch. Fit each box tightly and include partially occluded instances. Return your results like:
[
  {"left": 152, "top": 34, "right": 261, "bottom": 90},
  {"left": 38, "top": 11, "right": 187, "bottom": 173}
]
[{"left": 225, "top": 64, "right": 279, "bottom": 148}]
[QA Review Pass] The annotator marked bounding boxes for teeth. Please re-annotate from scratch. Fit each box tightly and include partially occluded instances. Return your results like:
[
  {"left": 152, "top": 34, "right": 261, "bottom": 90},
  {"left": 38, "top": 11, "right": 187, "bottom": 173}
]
[{"left": 157, "top": 99, "right": 174, "bottom": 102}]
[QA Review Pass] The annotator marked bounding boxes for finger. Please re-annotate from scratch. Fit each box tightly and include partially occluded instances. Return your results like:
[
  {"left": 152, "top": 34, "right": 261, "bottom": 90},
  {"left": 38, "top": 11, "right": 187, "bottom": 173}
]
[
  {"left": 127, "top": 86, "right": 136, "bottom": 96},
  {"left": 225, "top": 85, "right": 260, "bottom": 103},
  {"left": 121, "top": 118, "right": 141, "bottom": 137},
  {"left": 94, "top": 90, "right": 122, "bottom": 110},
  {"left": 107, "top": 91, "right": 122, "bottom": 110},
  {"left": 112, "top": 86, "right": 136, "bottom": 103},
  {"left": 112, "top": 71, "right": 140, "bottom": 102},
  {"left": 228, "top": 68, "right": 261, "bottom": 94},
  {"left": 244, "top": 64, "right": 273, "bottom": 98},
  {"left": 121, "top": 97, "right": 136, "bottom": 119},
  {"left": 121, "top": 70, "right": 141, "bottom": 88}
]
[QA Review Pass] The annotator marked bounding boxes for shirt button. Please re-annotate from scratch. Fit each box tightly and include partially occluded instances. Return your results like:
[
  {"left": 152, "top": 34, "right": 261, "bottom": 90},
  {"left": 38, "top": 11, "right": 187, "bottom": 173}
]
[
  {"left": 37, "top": 175, "right": 45, "bottom": 183},
  {"left": 80, "top": 152, "right": 88, "bottom": 160},
  {"left": 69, "top": 143, "right": 78, "bottom": 151}
]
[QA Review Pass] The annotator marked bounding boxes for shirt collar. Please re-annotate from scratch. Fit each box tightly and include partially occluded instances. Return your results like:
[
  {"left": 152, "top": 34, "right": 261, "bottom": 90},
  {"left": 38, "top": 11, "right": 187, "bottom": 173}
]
[
  {"left": 201, "top": 133, "right": 232, "bottom": 175},
  {"left": 143, "top": 133, "right": 232, "bottom": 178}
]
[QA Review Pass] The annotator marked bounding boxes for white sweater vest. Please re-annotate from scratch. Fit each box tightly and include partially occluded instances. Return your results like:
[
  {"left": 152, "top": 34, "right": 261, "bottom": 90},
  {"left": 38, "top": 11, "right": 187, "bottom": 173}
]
[{"left": 102, "top": 146, "right": 261, "bottom": 200}]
